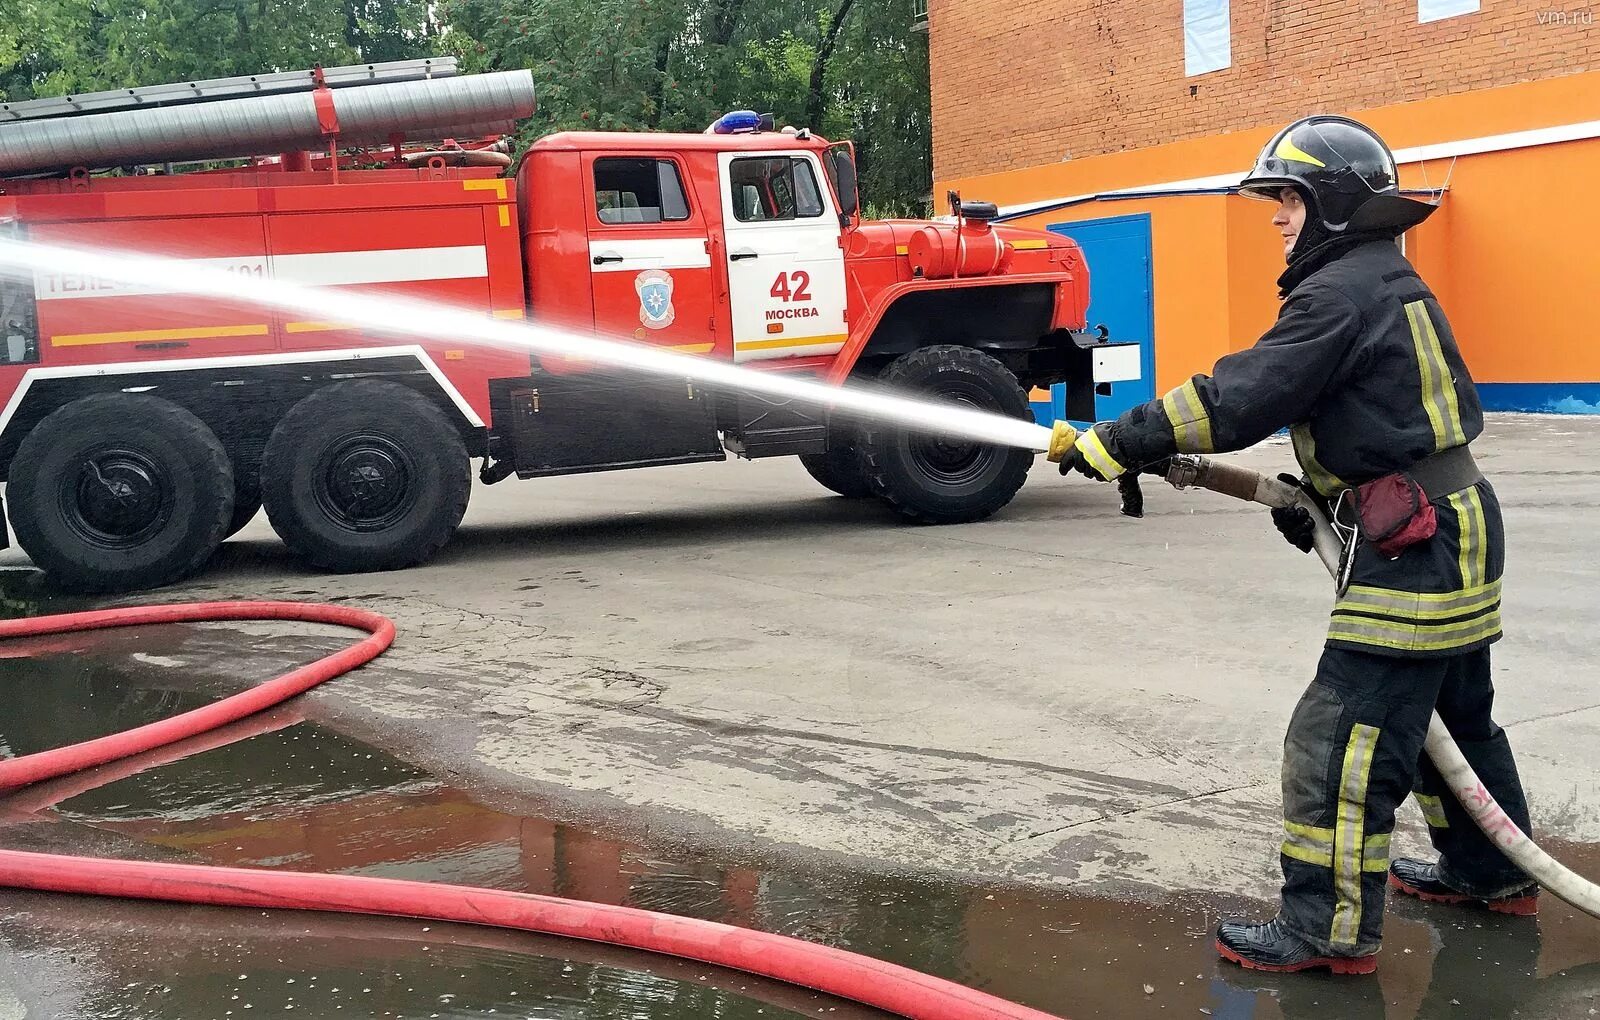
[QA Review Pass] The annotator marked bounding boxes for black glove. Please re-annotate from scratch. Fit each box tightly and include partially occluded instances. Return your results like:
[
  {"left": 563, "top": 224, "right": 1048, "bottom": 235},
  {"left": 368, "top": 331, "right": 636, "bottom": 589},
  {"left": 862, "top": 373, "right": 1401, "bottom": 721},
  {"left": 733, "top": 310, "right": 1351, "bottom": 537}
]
[
  {"left": 1056, "top": 423, "right": 1122, "bottom": 482},
  {"left": 1057, "top": 446, "right": 1097, "bottom": 479},
  {"left": 1271, "top": 473, "right": 1316, "bottom": 554}
]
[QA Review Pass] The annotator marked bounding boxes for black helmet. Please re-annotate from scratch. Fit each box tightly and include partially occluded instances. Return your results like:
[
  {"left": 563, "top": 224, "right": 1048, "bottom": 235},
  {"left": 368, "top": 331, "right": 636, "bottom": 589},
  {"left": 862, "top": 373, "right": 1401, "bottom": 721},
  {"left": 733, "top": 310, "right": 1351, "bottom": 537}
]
[{"left": 1238, "top": 115, "right": 1436, "bottom": 236}]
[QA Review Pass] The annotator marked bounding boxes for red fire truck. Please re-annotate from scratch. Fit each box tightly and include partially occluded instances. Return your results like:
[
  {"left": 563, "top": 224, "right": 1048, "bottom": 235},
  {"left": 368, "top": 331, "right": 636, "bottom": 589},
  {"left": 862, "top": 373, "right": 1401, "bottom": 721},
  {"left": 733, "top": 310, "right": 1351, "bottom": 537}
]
[{"left": 0, "top": 59, "right": 1134, "bottom": 593}]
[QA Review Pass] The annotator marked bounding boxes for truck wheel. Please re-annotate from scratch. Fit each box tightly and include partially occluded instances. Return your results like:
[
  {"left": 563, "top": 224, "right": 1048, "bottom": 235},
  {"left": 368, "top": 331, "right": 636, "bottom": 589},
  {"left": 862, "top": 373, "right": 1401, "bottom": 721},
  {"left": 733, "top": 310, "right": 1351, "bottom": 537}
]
[
  {"left": 860, "top": 346, "right": 1033, "bottom": 524},
  {"left": 8, "top": 393, "right": 234, "bottom": 592},
  {"left": 261, "top": 380, "right": 469, "bottom": 573},
  {"left": 798, "top": 430, "right": 871, "bottom": 498}
]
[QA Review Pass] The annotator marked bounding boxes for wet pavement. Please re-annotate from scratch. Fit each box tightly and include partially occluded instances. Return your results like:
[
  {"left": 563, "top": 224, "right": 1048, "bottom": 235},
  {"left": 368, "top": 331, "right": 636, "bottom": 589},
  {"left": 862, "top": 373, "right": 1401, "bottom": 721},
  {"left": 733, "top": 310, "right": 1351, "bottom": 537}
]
[{"left": 1, "top": 632, "right": 1599, "bottom": 1019}]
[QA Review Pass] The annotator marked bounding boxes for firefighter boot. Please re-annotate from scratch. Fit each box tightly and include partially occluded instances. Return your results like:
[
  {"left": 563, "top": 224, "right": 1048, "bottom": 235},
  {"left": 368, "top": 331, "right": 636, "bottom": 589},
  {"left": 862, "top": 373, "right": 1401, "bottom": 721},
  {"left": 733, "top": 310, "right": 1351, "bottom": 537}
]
[
  {"left": 1388, "top": 858, "right": 1538, "bottom": 916},
  {"left": 1215, "top": 917, "right": 1379, "bottom": 975}
]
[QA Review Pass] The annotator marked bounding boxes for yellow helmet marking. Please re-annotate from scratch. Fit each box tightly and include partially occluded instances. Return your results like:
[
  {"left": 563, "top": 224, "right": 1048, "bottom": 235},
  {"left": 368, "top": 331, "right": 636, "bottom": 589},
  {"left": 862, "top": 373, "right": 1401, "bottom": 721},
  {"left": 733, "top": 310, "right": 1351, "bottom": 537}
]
[{"left": 1274, "top": 135, "right": 1327, "bottom": 169}]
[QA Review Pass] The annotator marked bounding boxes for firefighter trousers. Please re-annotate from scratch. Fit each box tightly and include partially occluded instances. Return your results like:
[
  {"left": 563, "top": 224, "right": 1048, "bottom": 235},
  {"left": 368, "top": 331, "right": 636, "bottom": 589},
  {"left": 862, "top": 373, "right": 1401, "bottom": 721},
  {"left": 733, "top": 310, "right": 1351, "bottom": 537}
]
[{"left": 1276, "top": 644, "right": 1534, "bottom": 956}]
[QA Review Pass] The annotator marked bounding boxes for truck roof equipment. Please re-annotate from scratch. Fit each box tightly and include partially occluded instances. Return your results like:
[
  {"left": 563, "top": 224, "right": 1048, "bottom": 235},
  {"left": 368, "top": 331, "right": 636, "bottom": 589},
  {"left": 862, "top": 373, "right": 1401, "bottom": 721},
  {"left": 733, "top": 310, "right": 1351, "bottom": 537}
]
[{"left": 0, "top": 59, "right": 534, "bottom": 176}]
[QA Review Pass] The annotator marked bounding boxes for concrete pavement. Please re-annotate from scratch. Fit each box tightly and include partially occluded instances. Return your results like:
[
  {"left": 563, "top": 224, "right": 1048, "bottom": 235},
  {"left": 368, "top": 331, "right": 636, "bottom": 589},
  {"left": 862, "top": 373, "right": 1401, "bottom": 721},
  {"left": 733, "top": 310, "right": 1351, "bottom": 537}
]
[{"left": 4, "top": 412, "right": 1597, "bottom": 903}]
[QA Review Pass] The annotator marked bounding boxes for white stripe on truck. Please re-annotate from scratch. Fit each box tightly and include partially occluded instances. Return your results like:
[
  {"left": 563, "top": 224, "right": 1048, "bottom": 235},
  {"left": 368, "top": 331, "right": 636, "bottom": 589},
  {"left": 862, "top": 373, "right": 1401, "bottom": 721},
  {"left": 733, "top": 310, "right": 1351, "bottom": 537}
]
[{"left": 33, "top": 245, "right": 490, "bottom": 300}]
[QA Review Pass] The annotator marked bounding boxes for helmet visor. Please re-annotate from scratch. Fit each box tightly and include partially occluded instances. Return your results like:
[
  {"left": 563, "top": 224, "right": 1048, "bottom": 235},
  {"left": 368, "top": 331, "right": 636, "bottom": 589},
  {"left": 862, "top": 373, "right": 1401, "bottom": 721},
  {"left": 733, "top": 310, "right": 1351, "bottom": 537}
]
[{"left": 1237, "top": 178, "right": 1300, "bottom": 203}]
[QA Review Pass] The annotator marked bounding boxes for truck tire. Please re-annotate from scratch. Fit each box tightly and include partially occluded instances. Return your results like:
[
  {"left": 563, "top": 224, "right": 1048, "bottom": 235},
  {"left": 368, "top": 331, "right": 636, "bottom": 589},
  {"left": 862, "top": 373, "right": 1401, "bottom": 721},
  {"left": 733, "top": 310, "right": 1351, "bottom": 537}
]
[
  {"left": 860, "top": 346, "right": 1033, "bottom": 524},
  {"left": 798, "top": 430, "right": 872, "bottom": 498},
  {"left": 8, "top": 393, "right": 234, "bottom": 592},
  {"left": 225, "top": 477, "right": 263, "bottom": 538},
  {"left": 224, "top": 443, "right": 264, "bottom": 538},
  {"left": 261, "top": 380, "right": 469, "bottom": 573}
]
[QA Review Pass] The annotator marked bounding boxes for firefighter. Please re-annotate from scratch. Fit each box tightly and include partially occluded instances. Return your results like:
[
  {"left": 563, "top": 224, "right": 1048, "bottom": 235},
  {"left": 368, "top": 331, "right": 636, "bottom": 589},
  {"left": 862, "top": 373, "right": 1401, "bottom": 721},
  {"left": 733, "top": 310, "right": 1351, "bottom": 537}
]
[{"left": 1058, "top": 114, "right": 1538, "bottom": 974}]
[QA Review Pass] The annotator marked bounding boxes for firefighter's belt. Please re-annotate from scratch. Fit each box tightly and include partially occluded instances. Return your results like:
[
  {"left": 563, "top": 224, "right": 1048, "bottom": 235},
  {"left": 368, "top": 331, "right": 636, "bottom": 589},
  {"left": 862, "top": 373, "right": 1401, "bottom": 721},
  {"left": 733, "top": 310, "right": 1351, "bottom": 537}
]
[{"left": 1406, "top": 445, "right": 1482, "bottom": 501}]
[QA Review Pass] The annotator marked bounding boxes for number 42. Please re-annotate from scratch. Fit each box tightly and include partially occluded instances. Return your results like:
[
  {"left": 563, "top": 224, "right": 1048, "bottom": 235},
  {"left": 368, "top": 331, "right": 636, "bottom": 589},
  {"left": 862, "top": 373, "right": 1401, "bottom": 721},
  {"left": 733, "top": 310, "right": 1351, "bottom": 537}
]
[{"left": 769, "top": 271, "right": 812, "bottom": 302}]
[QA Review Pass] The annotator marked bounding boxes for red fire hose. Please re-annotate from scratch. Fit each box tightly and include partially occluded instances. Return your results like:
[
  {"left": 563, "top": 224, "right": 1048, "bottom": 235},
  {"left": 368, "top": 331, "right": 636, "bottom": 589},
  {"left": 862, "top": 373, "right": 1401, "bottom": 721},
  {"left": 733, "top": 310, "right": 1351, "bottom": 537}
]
[{"left": 0, "top": 602, "right": 1063, "bottom": 1020}]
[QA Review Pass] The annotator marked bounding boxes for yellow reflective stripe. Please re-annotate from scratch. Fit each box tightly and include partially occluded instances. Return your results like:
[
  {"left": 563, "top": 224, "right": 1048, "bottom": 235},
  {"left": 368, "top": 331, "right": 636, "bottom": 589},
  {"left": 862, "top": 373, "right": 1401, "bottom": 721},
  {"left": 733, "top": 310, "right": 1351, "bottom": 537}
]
[
  {"left": 462, "top": 178, "right": 510, "bottom": 200},
  {"left": 1284, "top": 820, "right": 1334, "bottom": 841},
  {"left": 1329, "top": 613, "right": 1501, "bottom": 638},
  {"left": 1275, "top": 135, "right": 1328, "bottom": 168},
  {"left": 1290, "top": 423, "right": 1345, "bottom": 497},
  {"left": 1405, "top": 301, "right": 1467, "bottom": 450},
  {"left": 1364, "top": 832, "right": 1391, "bottom": 872},
  {"left": 1343, "top": 580, "right": 1500, "bottom": 604},
  {"left": 1076, "top": 427, "right": 1126, "bottom": 480},
  {"left": 1334, "top": 593, "right": 1500, "bottom": 622},
  {"left": 735, "top": 333, "right": 848, "bottom": 351},
  {"left": 1327, "top": 609, "right": 1502, "bottom": 653},
  {"left": 1331, "top": 723, "right": 1379, "bottom": 946},
  {"left": 1335, "top": 581, "right": 1501, "bottom": 622},
  {"left": 1282, "top": 819, "right": 1334, "bottom": 867},
  {"left": 1446, "top": 488, "right": 1489, "bottom": 590},
  {"left": 1324, "top": 613, "right": 1497, "bottom": 655},
  {"left": 1415, "top": 793, "right": 1450, "bottom": 829},
  {"left": 1282, "top": 842, "right": 1333, "bottom": 867},
  {"left": 1161, "top": 380, "right": 1214, "bottom": 453},
  {"left": 284, "top": 321, "right": 356, "bottom": 334},
  {"left": 1405, "top": 302, "right": 1446, "bottom": 446},
  {"left": 1450, "top": 491, "right": 1473, "bottom": 589},
  {"left": 1419, "top": 305, "right": 1466, "bottom": 447},
  {"left": 51, "top": 323, "right": 269, "bottom": 346}
]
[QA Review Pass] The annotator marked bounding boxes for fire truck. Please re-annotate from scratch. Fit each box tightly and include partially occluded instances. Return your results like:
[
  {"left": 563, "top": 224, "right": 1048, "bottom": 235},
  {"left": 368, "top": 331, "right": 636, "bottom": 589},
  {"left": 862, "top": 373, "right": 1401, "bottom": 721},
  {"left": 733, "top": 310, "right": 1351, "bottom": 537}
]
[{"left": 0, "top": 59, "right": 1134, "bottom": 593}]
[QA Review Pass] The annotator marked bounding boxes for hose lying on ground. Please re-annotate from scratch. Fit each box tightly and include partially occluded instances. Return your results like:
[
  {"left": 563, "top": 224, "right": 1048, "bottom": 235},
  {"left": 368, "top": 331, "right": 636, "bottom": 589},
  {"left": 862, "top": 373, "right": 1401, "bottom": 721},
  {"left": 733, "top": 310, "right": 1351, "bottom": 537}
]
[{"left": 0, "top": 601, "right": 1065, "bottom": 1020}]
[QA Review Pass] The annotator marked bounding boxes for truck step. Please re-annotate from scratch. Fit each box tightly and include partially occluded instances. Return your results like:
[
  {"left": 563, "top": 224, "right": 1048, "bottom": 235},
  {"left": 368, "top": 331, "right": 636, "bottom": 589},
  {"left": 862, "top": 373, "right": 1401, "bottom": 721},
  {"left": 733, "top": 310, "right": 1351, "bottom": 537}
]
[{"left": 723, "top": 425, "right": 828, "bottom": 459}]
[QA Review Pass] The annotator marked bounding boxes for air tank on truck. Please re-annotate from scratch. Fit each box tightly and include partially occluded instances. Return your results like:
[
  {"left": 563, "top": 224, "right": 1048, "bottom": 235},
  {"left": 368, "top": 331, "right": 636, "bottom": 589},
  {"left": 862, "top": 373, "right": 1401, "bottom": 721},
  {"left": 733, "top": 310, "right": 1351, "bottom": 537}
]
[{"left": 0, "top": 58, "right": 1136, "bottom": 593}]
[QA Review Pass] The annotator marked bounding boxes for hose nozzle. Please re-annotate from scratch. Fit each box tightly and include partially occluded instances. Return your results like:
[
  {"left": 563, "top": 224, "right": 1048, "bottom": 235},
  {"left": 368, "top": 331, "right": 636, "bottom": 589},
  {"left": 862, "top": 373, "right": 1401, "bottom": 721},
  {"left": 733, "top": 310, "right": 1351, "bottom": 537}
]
[{"left": 1045, "top": 420, "right": 1078, "bottom": 463}]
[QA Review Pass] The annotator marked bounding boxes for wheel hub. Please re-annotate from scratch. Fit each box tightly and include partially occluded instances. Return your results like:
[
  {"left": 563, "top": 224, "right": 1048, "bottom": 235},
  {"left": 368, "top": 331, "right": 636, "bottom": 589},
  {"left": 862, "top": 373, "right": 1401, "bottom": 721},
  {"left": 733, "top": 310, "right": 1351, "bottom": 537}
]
[
  {"left": 317, "top": 434, "right": 416, "bottom": 530},
  {"left": 907, "top": 394, "right": 993, "bottom": 485},
  {"left": 70, "top": 452, "right": 170, "bottom": 545}
]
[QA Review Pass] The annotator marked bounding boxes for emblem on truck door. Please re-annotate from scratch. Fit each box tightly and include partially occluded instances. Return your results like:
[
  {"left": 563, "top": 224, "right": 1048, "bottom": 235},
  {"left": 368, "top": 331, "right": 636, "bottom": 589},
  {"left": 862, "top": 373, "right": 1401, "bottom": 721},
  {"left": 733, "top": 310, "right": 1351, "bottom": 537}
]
[{"left": 635, "top": 269, "right": 676, "bottom": 330}]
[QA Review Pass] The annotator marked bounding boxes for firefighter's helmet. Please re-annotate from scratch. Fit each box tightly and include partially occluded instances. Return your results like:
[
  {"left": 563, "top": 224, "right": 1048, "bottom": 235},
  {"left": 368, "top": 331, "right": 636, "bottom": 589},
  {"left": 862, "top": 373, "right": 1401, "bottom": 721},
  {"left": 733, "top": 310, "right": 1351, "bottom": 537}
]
[{"left": 1238, "top": 115, "right": 1436, "bottom": 235}]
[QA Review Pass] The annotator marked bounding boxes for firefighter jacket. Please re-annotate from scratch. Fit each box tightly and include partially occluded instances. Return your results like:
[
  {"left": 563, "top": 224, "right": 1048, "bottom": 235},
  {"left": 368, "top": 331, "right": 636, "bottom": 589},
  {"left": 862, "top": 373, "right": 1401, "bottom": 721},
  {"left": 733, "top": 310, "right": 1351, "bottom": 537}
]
[{"left": 1077, "top": 236, "right": 1501, "bottom": 660}]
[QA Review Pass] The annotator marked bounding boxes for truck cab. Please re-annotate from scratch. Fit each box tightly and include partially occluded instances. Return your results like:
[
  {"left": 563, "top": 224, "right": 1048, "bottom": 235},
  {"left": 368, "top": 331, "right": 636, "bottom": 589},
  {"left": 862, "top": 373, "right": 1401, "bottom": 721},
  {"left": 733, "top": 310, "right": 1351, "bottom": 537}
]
[{"left": 518, "top": 129, "right": 1096, "bottom": 378}]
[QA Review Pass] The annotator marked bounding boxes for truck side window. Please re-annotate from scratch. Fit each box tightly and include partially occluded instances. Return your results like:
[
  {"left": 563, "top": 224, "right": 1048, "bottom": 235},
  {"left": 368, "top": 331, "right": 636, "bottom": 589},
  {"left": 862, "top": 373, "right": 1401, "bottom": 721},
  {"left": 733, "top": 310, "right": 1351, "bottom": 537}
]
[
  {"left": 594, "top": 157, "right": 690, "bottom": 225},
  {"left": 729, "top": 157, "right": 825, "bottom": 222}
]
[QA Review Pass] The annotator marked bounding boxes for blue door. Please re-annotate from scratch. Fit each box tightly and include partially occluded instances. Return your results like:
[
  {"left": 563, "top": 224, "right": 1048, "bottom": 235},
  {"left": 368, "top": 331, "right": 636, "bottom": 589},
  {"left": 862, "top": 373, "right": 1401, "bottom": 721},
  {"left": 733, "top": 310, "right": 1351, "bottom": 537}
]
[{"left": 1048, "top": 213, "right": 1155, "bottom": 423}]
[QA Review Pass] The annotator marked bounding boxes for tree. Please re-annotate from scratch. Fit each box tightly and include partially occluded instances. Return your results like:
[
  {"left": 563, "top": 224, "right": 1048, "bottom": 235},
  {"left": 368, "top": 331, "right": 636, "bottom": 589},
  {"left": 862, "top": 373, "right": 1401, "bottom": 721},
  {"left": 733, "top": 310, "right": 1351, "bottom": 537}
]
[
  {"left": 825, "top": 0, "right": 932, "bottom": 215},
  {"left": 2, "top": 0, "right": 933, "bottom": 212},
  {"left": 0, "top": 0, "right": 436, "bottom": 103}
]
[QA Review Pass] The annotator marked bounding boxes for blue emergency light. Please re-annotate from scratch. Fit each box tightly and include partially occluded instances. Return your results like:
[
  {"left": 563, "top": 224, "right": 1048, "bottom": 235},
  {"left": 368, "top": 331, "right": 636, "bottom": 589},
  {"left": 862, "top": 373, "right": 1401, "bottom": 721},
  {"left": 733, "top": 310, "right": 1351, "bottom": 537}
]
[{"left": 711, "top": 110, "right": 763, "bottom": 134}]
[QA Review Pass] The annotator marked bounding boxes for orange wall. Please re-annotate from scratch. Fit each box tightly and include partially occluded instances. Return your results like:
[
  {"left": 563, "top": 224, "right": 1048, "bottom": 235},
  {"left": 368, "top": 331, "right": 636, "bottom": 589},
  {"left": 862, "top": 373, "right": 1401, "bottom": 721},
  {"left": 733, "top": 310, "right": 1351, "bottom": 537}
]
[
  {"left": 945, "top": 71, "right": 1600, "bottom": 391},
  {"left": 1433, "top": 137, "right": 1600, "bottom": 384}
]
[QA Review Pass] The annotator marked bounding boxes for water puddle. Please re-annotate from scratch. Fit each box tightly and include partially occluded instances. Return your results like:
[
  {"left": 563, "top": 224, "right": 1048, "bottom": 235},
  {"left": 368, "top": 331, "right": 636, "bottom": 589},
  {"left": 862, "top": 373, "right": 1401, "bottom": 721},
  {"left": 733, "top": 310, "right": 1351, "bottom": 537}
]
[{"left": 3, "top": 633, "right": 1600, "bottom": 1019}]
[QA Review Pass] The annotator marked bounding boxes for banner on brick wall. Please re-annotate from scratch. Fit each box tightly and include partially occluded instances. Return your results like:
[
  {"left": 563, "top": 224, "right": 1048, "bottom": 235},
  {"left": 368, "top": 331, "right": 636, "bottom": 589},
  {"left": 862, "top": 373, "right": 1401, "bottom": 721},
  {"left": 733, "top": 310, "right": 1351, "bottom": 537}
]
[{"left": 1184, "top": 0, "right": 1231, "bottom": 76}]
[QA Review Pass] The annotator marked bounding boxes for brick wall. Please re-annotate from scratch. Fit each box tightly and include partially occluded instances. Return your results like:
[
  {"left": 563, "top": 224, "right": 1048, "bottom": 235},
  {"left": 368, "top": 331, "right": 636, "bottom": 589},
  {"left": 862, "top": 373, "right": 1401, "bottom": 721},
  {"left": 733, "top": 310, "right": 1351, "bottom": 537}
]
[{"left": 930, "top": 0, "right": 1599, "bottom": 180}]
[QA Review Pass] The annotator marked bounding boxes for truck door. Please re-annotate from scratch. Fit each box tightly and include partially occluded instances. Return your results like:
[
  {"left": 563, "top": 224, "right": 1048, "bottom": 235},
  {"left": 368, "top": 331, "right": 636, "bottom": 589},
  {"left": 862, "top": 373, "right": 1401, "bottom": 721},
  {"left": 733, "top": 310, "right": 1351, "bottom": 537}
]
[
  {"left": 717, "top": 152, "right": 847, "bottom": 363},
  {"left": 585, "top": 155, "right": 718, "bottom": 355}
]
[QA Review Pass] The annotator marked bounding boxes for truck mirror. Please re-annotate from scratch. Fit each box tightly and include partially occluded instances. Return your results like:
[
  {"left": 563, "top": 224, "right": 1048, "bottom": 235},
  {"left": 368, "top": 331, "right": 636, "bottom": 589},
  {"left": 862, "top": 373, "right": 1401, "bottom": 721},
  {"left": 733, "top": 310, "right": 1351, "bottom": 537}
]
[{"left": 830, "top": 146, "right": 859, "bottom": 222}]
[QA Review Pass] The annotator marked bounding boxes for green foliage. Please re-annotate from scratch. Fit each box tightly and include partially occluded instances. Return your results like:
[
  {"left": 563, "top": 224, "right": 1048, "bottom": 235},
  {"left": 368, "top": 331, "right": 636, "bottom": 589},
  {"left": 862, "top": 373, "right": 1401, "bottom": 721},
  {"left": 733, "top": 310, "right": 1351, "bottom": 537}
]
[
  {"left": 0, "top": 0, "right": 434, "bottom": 101},
  {"left": 1, "top": 0, "right": 931, "bottom": 211}
]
